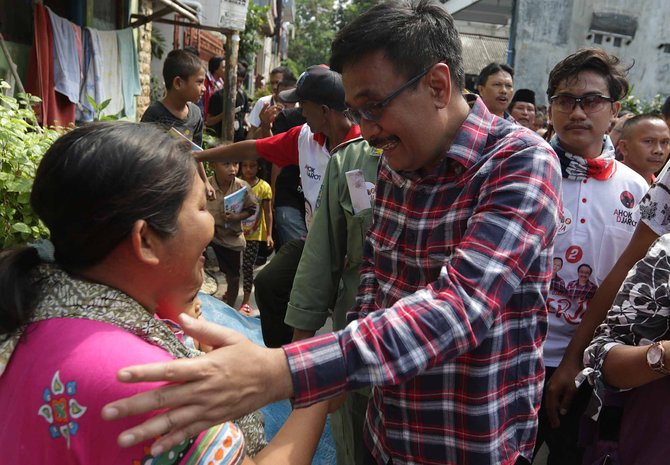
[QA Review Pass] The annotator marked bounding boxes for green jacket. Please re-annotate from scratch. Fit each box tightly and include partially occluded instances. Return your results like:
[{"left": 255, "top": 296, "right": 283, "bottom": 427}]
[{"left": 285, "top": 137, "right": 381, "bottom": 331}]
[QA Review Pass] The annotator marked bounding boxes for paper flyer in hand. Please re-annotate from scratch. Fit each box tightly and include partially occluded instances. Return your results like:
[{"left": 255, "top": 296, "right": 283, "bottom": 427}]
[
  {"left": 223, "top": 186, "right": 248, "bottom": 227},
  {"left": 168, "top": 127, "right": 203, "bottom": 152}
]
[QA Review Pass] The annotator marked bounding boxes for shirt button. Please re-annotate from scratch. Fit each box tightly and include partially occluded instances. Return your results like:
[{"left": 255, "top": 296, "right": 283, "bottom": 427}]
[
  {"left": 582, "top": 198, "right": 587, "bottom": 203},
  {"left": 583, "top": 179, "right": 587, "bottom": 184},
  {"left": 580, "top": 218, "right": 586, "bottom": 224}
]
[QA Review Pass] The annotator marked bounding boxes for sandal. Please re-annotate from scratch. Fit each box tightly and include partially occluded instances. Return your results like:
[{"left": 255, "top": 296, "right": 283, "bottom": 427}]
[{"left": 239, "top": 304, "right": 260, "bottom": 318}]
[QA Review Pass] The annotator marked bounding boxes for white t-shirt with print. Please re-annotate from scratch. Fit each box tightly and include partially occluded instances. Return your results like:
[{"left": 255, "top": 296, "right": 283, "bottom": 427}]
[{"left": 544, "top": 159, "right": 649, "bottom": 367}]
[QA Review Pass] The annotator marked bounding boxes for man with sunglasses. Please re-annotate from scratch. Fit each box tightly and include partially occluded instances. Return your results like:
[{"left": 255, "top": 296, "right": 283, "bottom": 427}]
[
  {"left": 537, "top": 48, "right": 648, "bottom": 465},
  {"left": 103, "top": 2, "right": 561, "bottom": 464}
]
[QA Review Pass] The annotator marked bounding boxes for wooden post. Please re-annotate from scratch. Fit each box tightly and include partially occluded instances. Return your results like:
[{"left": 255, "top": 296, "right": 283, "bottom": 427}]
[
  {"left": 0, "top": 33, "right": 25, "bottom": 94},
  {"left": 222, "top": 31, "right": 240, "bottom": 142}
]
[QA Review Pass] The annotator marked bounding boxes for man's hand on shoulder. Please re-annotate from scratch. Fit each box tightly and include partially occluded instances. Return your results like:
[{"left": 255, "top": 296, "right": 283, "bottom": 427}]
[{"left": 101, "top": 314, "right": 294, "bottom": 456}]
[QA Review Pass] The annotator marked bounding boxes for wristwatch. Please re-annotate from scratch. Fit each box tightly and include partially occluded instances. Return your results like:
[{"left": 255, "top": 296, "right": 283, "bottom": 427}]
[{"left": 646, "top": 341, "right": 670, "bottom": 375}]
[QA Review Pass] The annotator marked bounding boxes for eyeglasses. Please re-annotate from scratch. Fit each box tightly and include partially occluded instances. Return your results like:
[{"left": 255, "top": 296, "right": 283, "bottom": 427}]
[
  {"left": 344, "top": 62, "right": 440, "bottom": 124},
  {"left": 549, "top": 93, "right": 614, "bottom": 114}
]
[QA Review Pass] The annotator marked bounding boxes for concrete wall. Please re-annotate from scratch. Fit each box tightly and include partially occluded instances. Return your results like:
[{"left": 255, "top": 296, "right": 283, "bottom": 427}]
[{"left": 513, "top": 0, "right": 670, "bottom": 105}]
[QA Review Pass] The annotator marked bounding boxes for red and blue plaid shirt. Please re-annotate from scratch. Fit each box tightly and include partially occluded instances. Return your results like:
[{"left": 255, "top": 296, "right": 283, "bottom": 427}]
[{"left": 283, "top": 98, "right": 561, "bottom": 465}]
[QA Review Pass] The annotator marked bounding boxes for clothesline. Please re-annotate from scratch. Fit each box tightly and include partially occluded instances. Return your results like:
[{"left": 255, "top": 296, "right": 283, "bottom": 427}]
[{"left": 25, "top": 4, "right": 141, "bottom": 127}]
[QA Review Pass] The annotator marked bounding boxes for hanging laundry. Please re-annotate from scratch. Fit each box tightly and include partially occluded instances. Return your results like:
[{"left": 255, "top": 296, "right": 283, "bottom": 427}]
[
  {"left": 95, "top": 30, "right": 124, "bottom": 116},
  {"left": 78, "top": 28, "right": 105, "bottom": 122},
  {"left": 47, "top": 7, "right": 81, "bottom": 104},
  {"left": 71, "top": 23, "right": 84, "bottom": 79},
  {"left": 25, "top": 3, "right": 75, "bottom": 127},
  {"left": 117, "top": 28, "right": 141, "bottom": 119}
]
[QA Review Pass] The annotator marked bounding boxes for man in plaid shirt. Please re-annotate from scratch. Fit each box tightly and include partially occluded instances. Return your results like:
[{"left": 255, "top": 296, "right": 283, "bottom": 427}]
[{"left": 104, "top": 1, "right": 561, "bottom": 464}]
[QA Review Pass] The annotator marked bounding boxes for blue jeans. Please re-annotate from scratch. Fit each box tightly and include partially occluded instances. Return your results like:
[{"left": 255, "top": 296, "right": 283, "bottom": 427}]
[{"left": 274, "top": 206, "right": 307, "bottom": 248}]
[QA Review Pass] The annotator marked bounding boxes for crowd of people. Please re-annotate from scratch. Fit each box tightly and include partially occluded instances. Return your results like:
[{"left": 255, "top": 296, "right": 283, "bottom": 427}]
[{"left": 2, "top": 0, "right": 670, "bottom": 464}]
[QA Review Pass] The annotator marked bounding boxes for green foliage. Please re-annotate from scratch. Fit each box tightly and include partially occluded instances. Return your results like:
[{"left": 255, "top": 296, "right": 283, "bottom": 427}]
[
  {"left": 87, "top": 96, "right": 119, "bottom": 121},
  {"left": 0, "top": 82, "right": 61, "bottom": 248},
  {"left": 239, "top": 2, "right": 271, "bottom": 67},
  {"left": 201, "top": 130, "right": 220, "bottom": 150},
  {"left": 151, "top": 28, "right": 166, "bottom": 60},
  {"left": 288, "top": 0, "right": 337, "bottom": 71},
  {"left": 281, "top": 58, "right": 301, "bottom": 82},
  {"left": 620, "top": 93, "right": 665, "bottom": 116},
  {"left": 335, "top": 0, "right": 379, "bottom": 30},
  {"left": 286, "top": 0, "right": 378, "bottom": 72}
]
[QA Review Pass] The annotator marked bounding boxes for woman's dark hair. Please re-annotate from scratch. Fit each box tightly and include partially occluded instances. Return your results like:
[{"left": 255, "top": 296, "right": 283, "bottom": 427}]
[
  {"left": 208, "top": 56, "right": 224, "bottom": 74},
  {"left": 547, "top": 48, "right": 630, "bottom": 102},
  {"left": 330, "top": 0, "right": 465, "bottom": 90},
  {"left": 0, "top": 122, "right": 197, "bottom": 335}
]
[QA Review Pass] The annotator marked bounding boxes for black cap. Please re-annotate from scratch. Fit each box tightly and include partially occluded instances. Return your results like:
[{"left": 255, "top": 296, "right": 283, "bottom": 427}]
[
  {"left": 511, "top": 89, "right": 535, "bottom": 106},
  {"left": 278, "top": 65, "right": 346, "bottom": 111}
]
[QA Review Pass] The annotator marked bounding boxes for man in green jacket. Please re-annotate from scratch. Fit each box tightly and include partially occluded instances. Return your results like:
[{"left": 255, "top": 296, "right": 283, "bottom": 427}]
[{"left": 285, "top": 137, "right": 380, "bottom": 465}]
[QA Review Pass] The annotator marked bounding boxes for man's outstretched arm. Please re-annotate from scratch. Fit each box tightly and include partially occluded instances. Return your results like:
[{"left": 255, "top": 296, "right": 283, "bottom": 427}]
[{"left": 195, "top": 140, "right": 259, "bottom": 163}]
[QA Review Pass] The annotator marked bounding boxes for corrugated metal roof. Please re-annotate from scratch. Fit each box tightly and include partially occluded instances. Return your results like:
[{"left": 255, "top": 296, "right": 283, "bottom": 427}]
[{"left": 460, "top": 34, "right": 509, "bottom": 75}]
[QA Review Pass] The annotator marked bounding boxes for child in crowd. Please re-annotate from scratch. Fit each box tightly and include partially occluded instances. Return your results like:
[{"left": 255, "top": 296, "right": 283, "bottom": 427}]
[
  {"left": 141, "top": 49, "right": 214, "bottom": 199},
  {"left": 207, "top": 161, "right": 257, "bottom": 308},
  {"left": 239, "top": 160, "right": 273, "bottom": 316}
]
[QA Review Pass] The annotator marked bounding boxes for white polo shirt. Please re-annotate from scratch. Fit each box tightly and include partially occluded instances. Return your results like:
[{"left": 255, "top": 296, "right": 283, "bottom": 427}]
[{"left": 544, "top": 155, "right": 649, "bottom": 367}]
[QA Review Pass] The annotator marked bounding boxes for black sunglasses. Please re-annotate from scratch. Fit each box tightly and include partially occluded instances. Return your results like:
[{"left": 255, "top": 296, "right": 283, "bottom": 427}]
[{"left": 549, "top": 93, "right": 614, "bottom": 114}]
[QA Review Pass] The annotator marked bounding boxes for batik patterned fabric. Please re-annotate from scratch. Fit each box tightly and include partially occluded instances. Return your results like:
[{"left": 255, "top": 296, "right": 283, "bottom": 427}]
[
  {"left": 551, "top": 135, "right": 616, "bottom": 181},
  {"left": 582, "top": 233, "right": 670, "bottom": 418},
  {"left": 640, "top": 165, "right": 670, "bottom": 236}
]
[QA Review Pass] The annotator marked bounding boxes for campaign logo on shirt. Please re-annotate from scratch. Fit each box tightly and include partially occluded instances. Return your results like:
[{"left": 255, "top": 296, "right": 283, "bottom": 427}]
[
  {"left": 620, "top": 190, "right": 635, "bottom": 208},
  {"left": 612, "top": 207, "right": 638, "bottom": 227},
  {"left": 304, "top": 164, "right": 322, "bottom": 181},
  {"left": 557, "top": 208, "right": 573, "bottom": 235}
]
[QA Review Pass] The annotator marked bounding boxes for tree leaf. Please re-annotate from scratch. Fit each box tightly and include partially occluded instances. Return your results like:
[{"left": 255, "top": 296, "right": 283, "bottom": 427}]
[{"left": 11, "top": 222, "right": 31, "bottom": 234}]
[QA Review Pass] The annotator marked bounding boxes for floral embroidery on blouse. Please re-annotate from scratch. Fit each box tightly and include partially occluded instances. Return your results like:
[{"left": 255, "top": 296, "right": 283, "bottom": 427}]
[{"left": 37, "top": 371, "right": 87, "bottom": 448}]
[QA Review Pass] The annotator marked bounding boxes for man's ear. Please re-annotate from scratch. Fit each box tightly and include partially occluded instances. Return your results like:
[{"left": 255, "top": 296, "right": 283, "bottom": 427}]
[
  {"left": 428, "top": 63, "right": 452, "bottom": 109},
  {"left": 130, "top": 220, "right": 161, "bottom": 266},
  {"left": 617, "top": 139, "right": 628, "bottom": 160}
]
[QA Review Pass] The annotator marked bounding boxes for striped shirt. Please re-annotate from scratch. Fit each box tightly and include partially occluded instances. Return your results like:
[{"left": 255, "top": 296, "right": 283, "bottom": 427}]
[{"left": 283, "top": 98, "right": 562, "bottom": 465}]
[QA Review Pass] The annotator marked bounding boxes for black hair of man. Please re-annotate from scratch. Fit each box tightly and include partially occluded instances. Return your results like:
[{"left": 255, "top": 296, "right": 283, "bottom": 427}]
[
  {"left": 329, "top": 0, "right": 465, "bottom": 91},
  {"left": 476, "top": 62, "right": 514, "bottom": 88},
  {"left": 620, "top": 113, "right": 668, "bottom": 140},
  {"left": 208, "top": 56, "right": 224, "bottom": 74},
  {"left": 183, "top": 45, "right": 200, "bottom": 57},
  {"left": 237, "top": 63, "right": 248, "bottom": 79},
  {"left": 271, "top": 66, "right": 294, "bottom": 81},
  {"left": 662, "top": 96, "right": 670, "bottom": 120},
  {"left": 280, "top": 76, "right": 297, "bottom": 88},
  {"left": 163, "top": 49, "right": 204, "bottom": 90},
  {"left": 577, "top": 263, "right": 593, "bottom": 274},
  {"left": 546, "top": 48, "right": 630, "bottom": 102}
]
